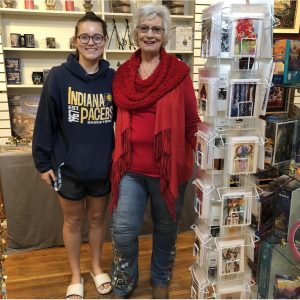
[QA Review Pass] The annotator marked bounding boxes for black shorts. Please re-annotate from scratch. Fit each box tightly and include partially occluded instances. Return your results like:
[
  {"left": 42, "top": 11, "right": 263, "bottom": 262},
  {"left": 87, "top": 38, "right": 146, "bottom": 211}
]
[{"left": 56, "top": 173, "right": 111, "bottom": 201}]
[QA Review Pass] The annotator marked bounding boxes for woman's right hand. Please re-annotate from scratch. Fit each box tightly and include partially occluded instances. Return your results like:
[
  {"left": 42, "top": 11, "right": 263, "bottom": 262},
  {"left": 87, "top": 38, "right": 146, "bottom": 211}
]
[{"left": 40, "top": 170, "right": 56, "bottom": 186}]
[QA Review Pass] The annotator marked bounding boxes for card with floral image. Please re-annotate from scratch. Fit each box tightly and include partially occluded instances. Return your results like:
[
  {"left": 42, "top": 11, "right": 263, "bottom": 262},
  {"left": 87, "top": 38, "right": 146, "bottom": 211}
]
[{"left": 231, "top": 17, "right": 262, "bottom": 57}]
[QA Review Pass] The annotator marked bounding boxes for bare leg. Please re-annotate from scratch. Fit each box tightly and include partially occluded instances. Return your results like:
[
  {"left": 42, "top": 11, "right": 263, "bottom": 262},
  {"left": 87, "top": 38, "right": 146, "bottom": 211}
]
[
  {"left": 86, "top": 195, "right": 110, "bottom": 290},
  {"left": 59, "top": 195, "right": 85, "bottom": 288}
]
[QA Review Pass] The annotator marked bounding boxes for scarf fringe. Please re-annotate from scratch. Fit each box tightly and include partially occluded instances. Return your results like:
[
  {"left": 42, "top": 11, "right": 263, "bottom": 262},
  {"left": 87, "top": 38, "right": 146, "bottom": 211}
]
[
  {"left": 110, "top": 128, "right": 131, "bottom": 214},
  {"left": 155, "top": 129, "right": 176, "bottom": 221}
]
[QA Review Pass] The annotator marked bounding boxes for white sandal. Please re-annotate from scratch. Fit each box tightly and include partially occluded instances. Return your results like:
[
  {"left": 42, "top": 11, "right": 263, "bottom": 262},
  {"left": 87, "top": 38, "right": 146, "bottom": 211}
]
[
  {"left": 90, "top": 271, "right": 112, "bottom": 295},
  {"left": 66, "top": 277, "right": 84, "bottom": 299}
]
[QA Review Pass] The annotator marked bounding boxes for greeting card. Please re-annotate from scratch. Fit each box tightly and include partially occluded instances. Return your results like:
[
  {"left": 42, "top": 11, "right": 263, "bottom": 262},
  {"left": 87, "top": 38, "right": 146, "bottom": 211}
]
[
  {"left": 230, "top": 17, "right": 263, "bottom": 57},
  {"left": 227, "top": 135, "right": 259, "bottom": 174},
  {"left": 218, "top": 239, "right": 245, "bottom": 276}
]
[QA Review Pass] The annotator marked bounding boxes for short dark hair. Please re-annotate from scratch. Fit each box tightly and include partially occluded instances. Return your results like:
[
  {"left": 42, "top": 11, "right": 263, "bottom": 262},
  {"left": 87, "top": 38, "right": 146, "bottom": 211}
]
[{"left": 75, "top": 12, "right": 108, "bottom": 39}]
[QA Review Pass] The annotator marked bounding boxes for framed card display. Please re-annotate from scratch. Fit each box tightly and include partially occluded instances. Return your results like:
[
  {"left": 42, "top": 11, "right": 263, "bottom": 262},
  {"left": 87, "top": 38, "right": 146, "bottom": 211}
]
[
  {"left": 272, "top": 120, "right": 297, "bottom": 165},
  {"left": 283, "top": 40, "right": 300, "bottom": 85},
  {"left": 227, "top": 136, "right": 259, "bottom": 175},
  {"left": 272, "top": 39, "right": 288, "bottom": 85},
  {"left": 266, "top": 86, "right": 290, "bottom": 113},
  {"left": 273, "top": 0, "right": 300, "bottom": 34},
  {"left": 221, "top": 189, "right": 252, "bottom": 227},
  {"left": 227, "top": 79, "right": 260, "bottom": 118},
  {"left": 230, "top": 16, "right": 263, "bottom": 57},
  {"left": 218, "top": 239, "right": 245, "bottom": 276}
]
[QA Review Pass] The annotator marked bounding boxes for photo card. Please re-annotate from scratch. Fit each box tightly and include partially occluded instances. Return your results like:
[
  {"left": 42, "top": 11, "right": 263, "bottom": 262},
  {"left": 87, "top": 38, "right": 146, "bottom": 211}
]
[
  {"left": 191, "top": 263, "right": 207, "bottom": 300},
  {"left": 201, "top": 18, "right": 212, "bottom": 58},
  {"left": 199, "top": 69, "right": 219, "bottom": 117},
  {"left": 193, "top": 227, "right": 208, "bottom": 267},
  {"left": 217, "top": 239, "right": 245, "bottom": 276},
  {"left": 196, "top": 133, "right": 208, "bottom": 170},
  {"left": 221, "top": 189, "right": 252, "bottom": 227},
  {"left": 196, "top": 123, "right": 215, "bottom": 170},
  {"left": 227, "top": 79, "right": 260, "bottom": 118},
  {"left": 227, "top": 135, "right": 259, "bottom": 175},
  {"left": 230, "top": 16, "right": 263, "bottom": 57},
  {"left": 193, "top": 179, "right": 212, "bottom": 220},
  {"left": 199, "top": 81, "right": 209, "bottom": 115}
]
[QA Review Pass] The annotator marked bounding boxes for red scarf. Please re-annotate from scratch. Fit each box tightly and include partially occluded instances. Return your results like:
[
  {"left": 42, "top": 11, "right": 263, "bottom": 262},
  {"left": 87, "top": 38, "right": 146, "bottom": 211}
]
[{"left": 111, "top": 48, "right": 192, "bottom": 220}]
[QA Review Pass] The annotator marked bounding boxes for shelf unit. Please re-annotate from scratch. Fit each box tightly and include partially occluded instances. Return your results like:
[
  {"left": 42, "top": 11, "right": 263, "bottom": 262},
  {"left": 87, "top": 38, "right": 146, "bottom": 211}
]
[{"left": 0, "top": 0, "right": 195, "bottom": 144}]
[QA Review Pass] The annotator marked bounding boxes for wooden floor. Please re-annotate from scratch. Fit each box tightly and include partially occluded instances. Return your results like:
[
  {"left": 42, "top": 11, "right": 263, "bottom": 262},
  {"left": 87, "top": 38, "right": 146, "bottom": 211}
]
[{"left": 4, "top": 231, "right": 194, "bottom": 299}]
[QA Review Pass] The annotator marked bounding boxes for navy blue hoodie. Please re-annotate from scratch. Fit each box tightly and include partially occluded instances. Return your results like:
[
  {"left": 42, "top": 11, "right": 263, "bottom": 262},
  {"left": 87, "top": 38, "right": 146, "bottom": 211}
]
[{"left": 32, "top": 54, "right": 115, "bottom": 181}]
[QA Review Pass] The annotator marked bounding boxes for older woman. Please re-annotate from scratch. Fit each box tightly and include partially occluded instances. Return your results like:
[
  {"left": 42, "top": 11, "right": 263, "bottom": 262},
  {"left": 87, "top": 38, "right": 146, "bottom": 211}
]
[{"left": 110, "top": 4, "right": 200, "bottom": 299}]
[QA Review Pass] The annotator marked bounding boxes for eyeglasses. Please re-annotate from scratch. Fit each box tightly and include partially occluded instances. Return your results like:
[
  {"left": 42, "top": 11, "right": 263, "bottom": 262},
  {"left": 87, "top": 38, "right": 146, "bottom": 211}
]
[
  {"left": 137, "top": 25, "right": 165, "bottom": 35},
  {"left": 77, "top": 34, "right": 105, "bottom": 44}
]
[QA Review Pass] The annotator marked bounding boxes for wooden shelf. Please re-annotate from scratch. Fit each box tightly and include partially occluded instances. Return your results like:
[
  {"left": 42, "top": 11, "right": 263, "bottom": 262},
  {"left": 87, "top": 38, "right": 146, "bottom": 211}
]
[
  {"left": 0, "top": 8, "right": 89, "bottom": 17},
  {"left": 7, "top": 84, "right": 42, "bottom": 89},
  {"left": 3, "top": 47, "right": 75, "bottom": 53}
]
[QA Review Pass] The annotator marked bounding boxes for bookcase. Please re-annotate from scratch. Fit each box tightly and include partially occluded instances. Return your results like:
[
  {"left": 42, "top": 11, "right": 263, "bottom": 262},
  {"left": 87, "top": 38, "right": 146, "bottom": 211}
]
[
  {"left": 0, "top": 0, "right": 195, "bottom": 144},
  {"left": 190, "top": 0, "right": 274, "bottom": 298}
]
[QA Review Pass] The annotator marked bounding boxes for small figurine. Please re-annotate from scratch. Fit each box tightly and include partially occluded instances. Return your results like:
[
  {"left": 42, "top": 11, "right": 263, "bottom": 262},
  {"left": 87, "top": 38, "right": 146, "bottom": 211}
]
[
  {"left": 83, "top": 0, "right": 93, "bottom": 12},
  {"left": 289, "top": 159, "right": 296, "bottom": 177},
  {"left": 45, "top": 0, "right": 56, "bottom": 10},
  {"left": 4, "top": 0, "right": 16, "bottom": 8}
]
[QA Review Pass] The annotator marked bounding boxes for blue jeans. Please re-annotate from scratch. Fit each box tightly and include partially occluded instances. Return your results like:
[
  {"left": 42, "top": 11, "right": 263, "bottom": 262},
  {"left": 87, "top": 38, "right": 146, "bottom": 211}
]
[{"left": 111, "top": 172, "right": 186, "bottom": 297}]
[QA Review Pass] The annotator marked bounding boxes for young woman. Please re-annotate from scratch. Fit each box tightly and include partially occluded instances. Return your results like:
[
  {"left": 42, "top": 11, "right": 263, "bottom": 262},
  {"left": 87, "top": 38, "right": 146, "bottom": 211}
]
[
  {"left": 110, "top": 4, "right": 200, "bottom": 299},
  {"left": 32, "top": 12, "right": 115, "bottom": 299}
]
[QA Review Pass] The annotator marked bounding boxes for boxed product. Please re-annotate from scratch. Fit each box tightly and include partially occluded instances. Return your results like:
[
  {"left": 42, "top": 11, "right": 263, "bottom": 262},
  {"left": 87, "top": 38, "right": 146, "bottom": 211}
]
[
  {"left": 8, "top": 95, "right": 39, "bottom": 139},
  {"left": 170, "top": 26, "right": 193, "bottom": 51}
]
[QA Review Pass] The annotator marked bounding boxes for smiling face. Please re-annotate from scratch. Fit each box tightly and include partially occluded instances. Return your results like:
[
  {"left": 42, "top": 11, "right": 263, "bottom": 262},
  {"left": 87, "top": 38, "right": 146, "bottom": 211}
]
[
  {"left": 137, "top": 16, "right": 164, "bottom": 56},
  {"left": 74, "top": 20, "right": 105, "bottom": 66}
]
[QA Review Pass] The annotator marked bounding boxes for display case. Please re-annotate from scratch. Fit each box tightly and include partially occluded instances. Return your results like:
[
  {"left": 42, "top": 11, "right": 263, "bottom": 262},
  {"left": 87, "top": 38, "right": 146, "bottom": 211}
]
[{"left": 257, "top": 237, "right": 300, "bottom": 299}]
